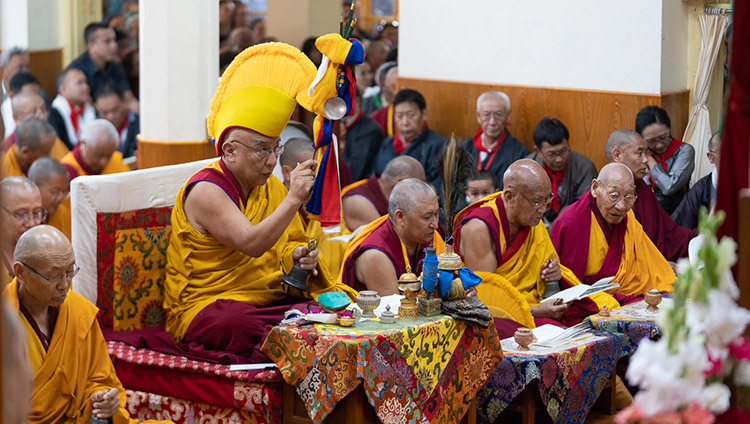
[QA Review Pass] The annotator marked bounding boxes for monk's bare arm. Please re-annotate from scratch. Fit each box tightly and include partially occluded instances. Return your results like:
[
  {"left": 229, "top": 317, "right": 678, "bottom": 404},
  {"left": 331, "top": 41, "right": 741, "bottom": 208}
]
[
  {"left": 343, "top": 196, "right": 382, "bottom": 232},
  {"left": 185, "top": 182, "right": 304, "bottom": 258},
  {"left": 458, "top": 219, "right": 497, "bottom": 273},
  {"left": 355, "top": 249, "right": 400, "bottom": 296}
]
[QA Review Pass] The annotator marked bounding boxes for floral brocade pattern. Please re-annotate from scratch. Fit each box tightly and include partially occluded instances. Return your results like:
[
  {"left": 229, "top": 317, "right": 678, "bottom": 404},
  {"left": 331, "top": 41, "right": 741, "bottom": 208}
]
[
  {"left": 261, "top": 316, "right": 504, "bottom": 423},
  {"left": 96, "top": 207, "right": 172, "bottom": 330},
  {"left": 125, "top": 388, "right": 274, "bottom": 424},
  {"left": 477, "top": 331, "right": 632, "bottom": 424}
]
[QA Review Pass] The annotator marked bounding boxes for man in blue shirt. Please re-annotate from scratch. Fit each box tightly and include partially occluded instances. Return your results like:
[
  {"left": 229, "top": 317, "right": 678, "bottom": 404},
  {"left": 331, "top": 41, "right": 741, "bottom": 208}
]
[{"left": 67, "top": 23, "right": 138, "bottom": 112}]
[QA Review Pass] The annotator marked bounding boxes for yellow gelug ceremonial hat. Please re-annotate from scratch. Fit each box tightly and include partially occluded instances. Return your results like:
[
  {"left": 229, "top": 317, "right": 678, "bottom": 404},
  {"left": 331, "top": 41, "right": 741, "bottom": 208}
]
[{"left": 207, "top": 42, "right": 317, "bottom": 155}]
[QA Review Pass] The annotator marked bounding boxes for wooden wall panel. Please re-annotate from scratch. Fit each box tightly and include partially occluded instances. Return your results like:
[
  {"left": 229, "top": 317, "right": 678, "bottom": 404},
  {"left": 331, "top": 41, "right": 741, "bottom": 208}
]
[
  {"left": 29, "top": 48, "right": 64, "bottom": 100},
  {"left": 137, "top": 137, "right": 217, "bottom": 169},
  {"left": 398, "top": 77, "right": 689, "bottom": 170}
]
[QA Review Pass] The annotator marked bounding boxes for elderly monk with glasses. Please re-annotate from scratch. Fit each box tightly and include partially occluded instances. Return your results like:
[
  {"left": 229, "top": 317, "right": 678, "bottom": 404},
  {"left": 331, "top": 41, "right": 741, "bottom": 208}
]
[
  {"left": 4, "top": 225, "right": 169, "bottom": 423},
  {"left": 0, "top": 176, "right": 45, "bottom": 288},
  {"left": 164, "top": 42, "right": 356, "bottom": 362},
  {"left": 454, "top": 159, "right": 618, "bottom": 332},
  {"left": 552, "top": 163, "right": 675, "bottom": 304}
]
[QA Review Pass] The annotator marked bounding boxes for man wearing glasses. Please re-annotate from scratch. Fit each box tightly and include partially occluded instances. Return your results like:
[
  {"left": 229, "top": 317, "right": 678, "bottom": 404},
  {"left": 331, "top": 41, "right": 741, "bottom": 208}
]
[
  {"left": 604, "top": 129, "right": 695, "bottom": 262},
  {"left": 0, "top": 176, "right": 45, "bottom": 288},
  {"left": 527, "top": 117, "right": 597, "bottom": 225},
  {"left": 462, "top": 91, "right": 528, "bottom": 190},
  {"left": 552, "top": 163, "right": 676, "bottom": 301},
  {"left": 455, "top": 160, "right": 617, "bottom": 329},
  {"left": 4, "top": 225, "right": 150, "bottom": 423},
  {"left": 164, "top": 42, "right": 357, "bottom": 360}
]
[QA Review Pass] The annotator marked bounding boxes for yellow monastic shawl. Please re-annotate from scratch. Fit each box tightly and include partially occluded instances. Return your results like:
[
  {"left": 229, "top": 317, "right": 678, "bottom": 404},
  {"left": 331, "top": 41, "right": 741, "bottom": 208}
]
[
  {"left": 461, "top": 193, "right": 619, "bottom": 328},
  {"left": 3, "top": 278, "right": 162, "bottom": 424},
  {"left": 586, "top": 210, "right": 675, "bottom": 295},
  {"left": 48, "top": 198, "right": 72, "bottom": 241},
  {"left": 60, "top": 150, "right": 130, "bottom": 176},
  {"left": 165, "top": 160, "right": 358, "bottom": 340},
  {"left": 337, "top": 215, "right": 445, "bottom": 285},
  {"left": 0, "top": 139, "right": 69, "bottom": 178},
  {"left": 1, "top": 146, "right": 23, "bottom": 178},
  {"left": 304, "top": 216, "right": 351, "bottom": 280}
]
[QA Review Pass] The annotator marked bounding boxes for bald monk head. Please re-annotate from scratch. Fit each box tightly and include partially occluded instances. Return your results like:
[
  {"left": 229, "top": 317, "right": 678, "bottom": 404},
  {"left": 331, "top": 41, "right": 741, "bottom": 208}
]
[
  {"left": 2, "top": 299, "right": 32, "bottom": 424},
  {"left": 15, "top": 117, "right": 56, "bottom": 171},
  {"left": 501, "top": 159, "right": 553, "bottom": 230},
  {"left": 13, "top": 225, "right": 76, "bottom": 310},
  {"left": 592, "top": 163, "right": 637, "bottom": 226},
  {"left": 381, "top": 155, "right": 426, "bottom": 193},
  {"left": 605, "top": 129, "right": 649, "bottom": 181},
  {"left": 28, "top": 157, "right": 69, "bottom": 215},
  {"left": 11, "top": 92, "right": 47, "bottom": 123},
  {"left": 388, "top": 178, "right": 439, "bottom": 247},
  {"left": 0, "top": 176, "right": 44, "bottom": 249},
  {"left": 342, "top": 156, "right": 425, "bottom": 231},
  {"left": 279, "top": 137, "right": 314, "bottom": 190},
  {"left": 78, "top": 119, "right": 120, "bottom": 174}
]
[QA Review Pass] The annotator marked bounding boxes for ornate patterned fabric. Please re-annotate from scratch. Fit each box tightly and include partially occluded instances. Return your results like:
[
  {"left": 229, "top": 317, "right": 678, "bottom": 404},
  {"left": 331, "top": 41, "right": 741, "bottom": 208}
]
[
  {"left": 96, "top": 207, "right": 173, "bottom": 330},
  {"left": 125, "top": 389, "right": 274, "bottom": 424},
  {"left": 109, "top": 341, "right": 282, "bottom": 423},
  {"left": 477, "top": 331, "right": 632, "bottom": 424},
  {"left": 262, "top": 315, "right": 503, "bottom": 423},
  {"left": 587, "top": 299, "right": 668, "bottom": 348}
]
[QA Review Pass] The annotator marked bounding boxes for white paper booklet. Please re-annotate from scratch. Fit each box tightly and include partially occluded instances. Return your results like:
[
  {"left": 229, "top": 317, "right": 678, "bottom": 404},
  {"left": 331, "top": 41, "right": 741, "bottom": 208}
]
[
  {"left": 531, "top": 322, "right": 593, "bottom": 348},
  {"left": 541, "top": 276, "right": 619, "bottom": 304}
]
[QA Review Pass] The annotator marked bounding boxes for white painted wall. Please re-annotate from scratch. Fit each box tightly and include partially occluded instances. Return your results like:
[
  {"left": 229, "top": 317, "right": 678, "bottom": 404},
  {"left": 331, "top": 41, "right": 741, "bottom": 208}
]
[
  {"left": 0, "top": 0, "right": 30, "bottom": 49},
  {"left": 27, "top": 0, "right": 62, "bottom": 50},
  {"left": 0, "top": 0, "right": 61, "bottom": 50},
  {"left": 662, "top": 0, "right": 690, "bottom": 92},
  {"left": 140, "top": 0, "right": 219, "bottom": 141},
  {"left": 399, "top": 0, "right": 689, "bottom": 94},
  {"left": 267, "top": 0, "right": 340, "bottom": 48}
]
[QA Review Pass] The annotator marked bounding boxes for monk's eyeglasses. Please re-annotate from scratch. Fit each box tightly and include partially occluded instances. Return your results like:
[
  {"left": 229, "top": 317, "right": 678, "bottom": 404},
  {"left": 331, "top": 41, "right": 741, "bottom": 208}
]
[
  {"left": 597, "top": 183, "right": 638, "bottom": 205},
  {"left": 22, "top": 262, "right": 80, "bottom": 284},
  {"left": 478, "top": 111, "right": 507, "bottom": 122},
  {"left": 519, "top": 192, "right": 554, "bottom": 208},
  {"left": 2, "top": 206, "right": 47, "bottom": 223},
  {"left": 230, "top": 140, "right": 284, "bottom": 159}
]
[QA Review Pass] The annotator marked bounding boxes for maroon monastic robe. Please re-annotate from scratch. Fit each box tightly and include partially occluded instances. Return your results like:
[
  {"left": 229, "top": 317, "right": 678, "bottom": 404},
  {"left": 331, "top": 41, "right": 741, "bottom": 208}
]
[{"left": 633, "top": 179, "right": 696, "bottom": 261}]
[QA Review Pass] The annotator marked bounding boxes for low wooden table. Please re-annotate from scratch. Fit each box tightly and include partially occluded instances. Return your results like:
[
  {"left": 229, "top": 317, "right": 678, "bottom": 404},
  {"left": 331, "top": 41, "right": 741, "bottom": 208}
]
[
  {"left": 261, "top": 315, "right": 503, "bottom": 423},
  {"left": 476, "top": 331, "right": 632, "bottom": 424}
]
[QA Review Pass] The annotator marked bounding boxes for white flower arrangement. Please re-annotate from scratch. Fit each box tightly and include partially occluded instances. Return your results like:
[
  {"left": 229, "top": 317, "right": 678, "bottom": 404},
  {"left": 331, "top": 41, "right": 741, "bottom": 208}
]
[{"left": 617, "top": 209, "right": 750, "bottom": 423}]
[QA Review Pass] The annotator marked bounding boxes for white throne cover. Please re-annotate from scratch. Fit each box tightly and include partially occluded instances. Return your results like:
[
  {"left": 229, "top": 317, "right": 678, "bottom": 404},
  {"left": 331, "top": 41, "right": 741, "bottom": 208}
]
[{"left": 70, "top": 159, "right": 214, "bottom": 305}]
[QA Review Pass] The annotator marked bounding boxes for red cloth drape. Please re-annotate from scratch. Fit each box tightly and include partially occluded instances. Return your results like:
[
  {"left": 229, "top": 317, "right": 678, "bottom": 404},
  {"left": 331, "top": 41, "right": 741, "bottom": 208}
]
[{"left": 716, "top": 5, "right": 750, "bottom": 251}]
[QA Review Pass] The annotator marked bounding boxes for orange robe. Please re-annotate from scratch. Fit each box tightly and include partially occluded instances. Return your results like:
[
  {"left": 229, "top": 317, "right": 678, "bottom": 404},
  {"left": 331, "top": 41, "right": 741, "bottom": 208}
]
[
  {"left": 552, "top": 191, "right": 676, "bottom": 296},
  {"left": 454, "top": 192, "right": 618, "bottom": 328},
  {"left": 48, "top": 198, "right": 72, "bottom": 241},
  {"left": 165, "top": 160, "right": 357, "bottom": 341},
  {"left": 3, "top": 278, "right": 166, "bottom": 424},
  {"left": 1, "top": 138, "right": 69, "bottom": 178},
  {"left": 61, "top": 145, "right": 129, "bottom": 177}
]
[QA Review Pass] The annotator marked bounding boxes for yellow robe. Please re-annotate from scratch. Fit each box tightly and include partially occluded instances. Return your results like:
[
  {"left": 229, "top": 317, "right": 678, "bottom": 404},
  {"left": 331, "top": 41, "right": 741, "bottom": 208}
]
[
  {"left": 585, "top": 210, "right": 675, "bottom": 295},
  {"left": 1, "top": 146, "right": 24, "bottom": 177},
  {"left": 165, "top": 160, "right": 358, "bottom": 341},
  {"left": 48, "top": 198, "right": 72, "bottom": 241},
  {"left": 60, "top": 150, "right": 130, "bottom": 176},
  {"left": 456, "top": 192, "right": 619, "bottom": 328},
  {"left": 0, "top": 139, "right": 69, "bottom": 178},
  {"left": 4, "top": 278, "right": 166, "bottom": 424},
  {"left": 303, "top": 215, "right": 351, "bottom": 279}
]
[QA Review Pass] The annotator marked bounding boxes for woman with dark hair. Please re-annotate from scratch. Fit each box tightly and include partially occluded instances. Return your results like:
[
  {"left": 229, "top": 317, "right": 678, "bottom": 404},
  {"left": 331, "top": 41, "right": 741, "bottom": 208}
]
[{"left": 635, "top": 105, "right": 695, "bottom": 214}]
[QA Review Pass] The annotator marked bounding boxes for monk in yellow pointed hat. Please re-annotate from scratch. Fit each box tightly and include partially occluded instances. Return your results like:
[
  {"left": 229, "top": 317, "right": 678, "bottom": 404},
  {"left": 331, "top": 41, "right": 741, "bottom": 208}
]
[{"left": 164, "top": 42, "right": 357, "bottom": 360}]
